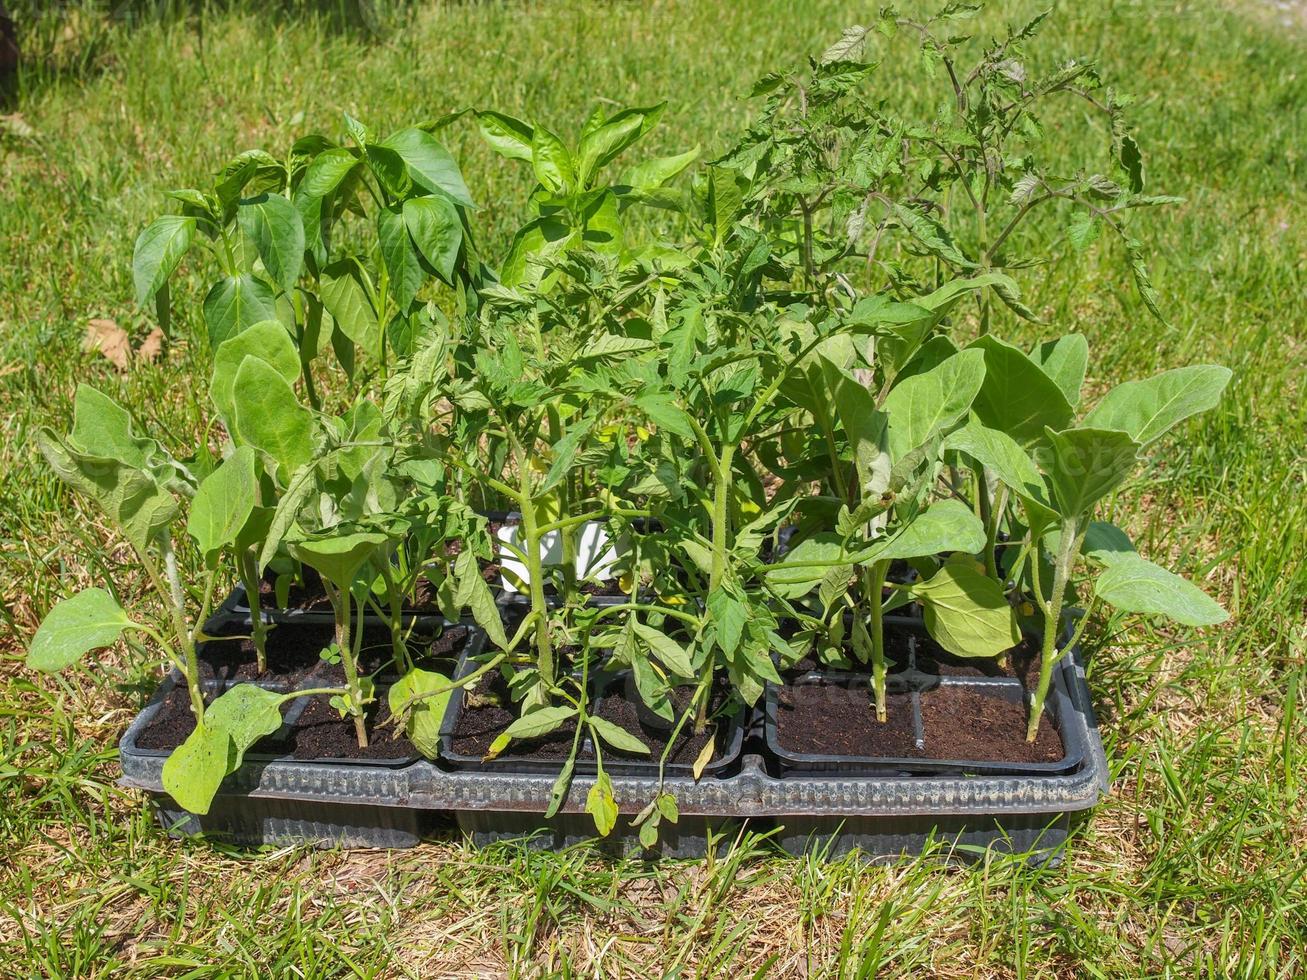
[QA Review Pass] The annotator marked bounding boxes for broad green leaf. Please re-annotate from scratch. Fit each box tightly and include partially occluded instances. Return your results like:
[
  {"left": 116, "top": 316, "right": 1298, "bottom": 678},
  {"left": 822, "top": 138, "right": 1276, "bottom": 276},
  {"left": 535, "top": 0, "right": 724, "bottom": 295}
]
[
  {"left": 501, "top": 705, "right": 578, "bottom": 741},
  {"left": 382, "top": 127, "right": 475, "bottom": 208},
  {"left": 68, "top": 384, "right": 156, "bottom": 470},
  {"left": 188, "top": 445, "right": 257, "bottom": 562},
  {"left": 27, "top": 588, "right": 138, "bottom": 672},
  {"left": 1035, "top": 426, "right": 1141, "bottom": 518},
  {"left": 708, "top": 588, "right": 747, "bottom": 656},
  {"left": 320, "top": 261, "right": 380, "bottom": 355},
  {"left": 389, "top": 667, "right": 452, "bottom": 759},
  {"left": 765, "top": 533, "right": 849, "bottom": 600},
  {"left": 1029, "top": 335, "right": 1089, "bottom": 407},
  {"left": 364, "top": 142, "right": 411, "bottom": 197},
  {"left": 577, "top": 105, "right": 662, "bottom": 185},
  {"left": 210, "top": 320, "right": 300, "bottom": 426},
  {"left": 288, "top": 529, "right": 388, "bottom": 589},
  {"left": 632, "top": 622, "right": 694, "bottom": 677},
  {"left": 913, "top": 560, "right": 1020, "bottom": 658},
  {"left": 256, "top": 461, "right": 318, "bottom": 570},
  {"left": 634, "top": 393, "right": 694, "bottom": 440},
  {"left": 378, "top": 203, "right": 424, "bottom": 311},
  {"left": 404, "top": 194, "right": 463, "bottom": 284},
  {"left": 37, "top": 429, "right": 177, "bottom": 554},
  {"left": 913, "top": 273, "right": 1020, "bottom": 315},
  {"left": 500, "top": 215, "right": 572, "bottom": 288},
  {"left": 893, "top": 203, "right": 977, "bottom": 268},
  {"left": 580, "top": 189, "right": 623, "bottom": 253},
  {"left": 537, "top": 430, "right": 587, "bottom": 496},
  {"left": 232, "top": 357, "right": 315, "bottom": 483},
  {"left": 881, "top": 347, "right": 986, "bottom": 462},
  {"left": 453, "top": 548, "right": 508, "bottom": 649},
  {"left": 203, "top": 274, "right": 279, "bottom": 349},
  {"left": 1081, "top": 365, "right": 1231, "bottom": 448},
  {"left": 162, "top": 685, "right": 285, "bottom": 815},
  {"left": 531, "top": 125, "right": 573, "bottom": 194},
  {"left": 237, "top": 193, "right": 304, "bottom": 293},
  {"left": 942, "top": 417, "right": 1052, "bottom": 511},
  {"left": 476, "top": 110, "right": 534, "bottom": 162},
  {"left": 545, "top": 753, "right": 575, "bottom": 819},
  {"left": 621, "top": 145, "right": 700, "bottom": 192},
  {"left": 1094, "top": 552, "right": 1227, "bottom": 626},
  {"left": 298, "top": 147, "right": 358, "bottom": 198},
  {"left": 1082, "top": 521, "right": 1136, "bottom": 564},
  {"left": 878, "top": 499, "right": 985, "bottom": 561},
  {"left": 586, "top": 770, "right": 618, "bottom": 836},
  {"left": 630, "top": 645, "right": 674, "bottom": 722},
  {"left": 821, "top": 356, "right": 890, "bottom": 496},
  {"left": 589, "top": 716, "right": 651, "bottom": 756},
  {"left": 577, "top": 334, "right": 654, "bottom": 363},
  {"left": 161, "top": 720, "right": 230, "bottom": 815},
  {"left": 132, "top": 215, "right": 195, "bottom": 306},
  {"left": 968, "top": 336, "right": 1074, "bottom": 446}
]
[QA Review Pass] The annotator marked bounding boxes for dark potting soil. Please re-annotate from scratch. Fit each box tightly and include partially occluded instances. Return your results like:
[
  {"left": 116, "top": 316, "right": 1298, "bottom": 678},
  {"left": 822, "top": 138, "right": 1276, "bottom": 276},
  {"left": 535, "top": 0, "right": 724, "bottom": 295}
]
[
  {"left": 919, "top": 687, "right": 1063, "bottom": 763},
  {"left": 135, "top": 684, "right": 416, "bottom": 761},
  {"left": 775, "top": 682, "right": 921, "bottom": 758},
  {"left": 198, "top": 619, "right": 469, "bottom": 685},
  {"left": 587, "top": 683, "right": 732, "bottom": 766},
  {"left": 448, "top": 669, "right": 578, "bottom": 761}
]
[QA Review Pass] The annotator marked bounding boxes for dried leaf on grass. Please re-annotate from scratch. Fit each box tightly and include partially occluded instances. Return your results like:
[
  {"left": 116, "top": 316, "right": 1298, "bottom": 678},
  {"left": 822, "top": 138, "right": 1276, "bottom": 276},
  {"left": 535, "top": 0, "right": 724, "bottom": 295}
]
[
  {"left": 84, "top": 319, "right": 131, "bottom": 370},
  {"left": 83, "top": 319, "right": 166, "bottom": 369}
]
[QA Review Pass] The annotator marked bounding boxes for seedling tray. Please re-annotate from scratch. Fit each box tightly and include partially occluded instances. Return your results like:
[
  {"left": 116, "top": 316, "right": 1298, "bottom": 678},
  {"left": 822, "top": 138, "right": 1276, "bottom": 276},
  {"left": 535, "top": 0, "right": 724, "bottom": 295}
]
[
  {"left": 118, "top": 641, "right": 1107, "bottom": 862},
  {"left": 764, "top": 673, "right": 1083, "bottom": 777}
]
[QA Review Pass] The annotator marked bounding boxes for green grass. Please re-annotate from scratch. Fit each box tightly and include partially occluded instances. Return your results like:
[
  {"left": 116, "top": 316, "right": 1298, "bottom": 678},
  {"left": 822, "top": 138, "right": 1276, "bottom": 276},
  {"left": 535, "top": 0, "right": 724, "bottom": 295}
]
[{"left": 1, "top": 1, "right": 1304, "bottom": 976}]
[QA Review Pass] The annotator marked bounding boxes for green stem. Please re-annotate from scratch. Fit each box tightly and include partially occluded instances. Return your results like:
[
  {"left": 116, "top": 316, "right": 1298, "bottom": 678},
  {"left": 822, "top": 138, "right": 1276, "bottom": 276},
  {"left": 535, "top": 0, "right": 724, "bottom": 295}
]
[
  {"left": 867, "top": 559, "right": 889, "bottom": 723},
  {"left": 326, "top": 579, "right": 369, "bottom": 748},
  {"left": 379, "top": 562, "right": 409, "bottom": 672},
  {"left": 1028, "top": 516, "right": 1079, "bottom": 742},
  {"left": 698, "top": 444, "right": 735, "bottom": 735},
  {"left": 237, "top": 549, "right": 269, "bottom": 673},
  {"left": 518, "top": 455, "right": 554, "bottom": 689}
]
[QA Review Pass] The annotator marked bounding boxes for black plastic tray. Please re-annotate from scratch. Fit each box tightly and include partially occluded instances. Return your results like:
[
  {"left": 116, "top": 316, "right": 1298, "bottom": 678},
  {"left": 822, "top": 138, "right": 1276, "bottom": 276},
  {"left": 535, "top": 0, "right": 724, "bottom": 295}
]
[{"left": 118, "top": 627, "right": 1108, "bottom": 862}]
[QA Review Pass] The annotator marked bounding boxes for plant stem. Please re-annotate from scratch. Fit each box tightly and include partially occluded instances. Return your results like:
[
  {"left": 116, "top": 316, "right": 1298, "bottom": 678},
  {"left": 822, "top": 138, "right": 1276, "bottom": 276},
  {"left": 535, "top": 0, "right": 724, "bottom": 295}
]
[
  {"left": 378, "top": 562, "right": 409, "bottom": 672},
  {"left": 1028, "top": 516, "right": 1078, "bottom": 742},
  {"left": 867, "top": 559, "right": 890, "bottom": 722},
  {"left": 150, "top": 536, "right": 205, "bottom": 722},
  {"left": 326, "top": 579, "right": 369, "bottom": 748},
  {"left": 237, "top": 548, "right": 269, "bottom": 673},
  {"left": 698, "top": 444, "right": 735, "bottom": 735},
  {"left": 518, "top": 456, "right": 554, "bottom": 689}
]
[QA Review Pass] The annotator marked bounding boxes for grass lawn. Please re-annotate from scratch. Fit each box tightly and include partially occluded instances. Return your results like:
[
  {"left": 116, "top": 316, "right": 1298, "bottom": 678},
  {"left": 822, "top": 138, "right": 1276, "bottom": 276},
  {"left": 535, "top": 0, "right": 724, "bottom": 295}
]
[{"left": 1, "top": 0, "right": 1304, "bottom": 975}]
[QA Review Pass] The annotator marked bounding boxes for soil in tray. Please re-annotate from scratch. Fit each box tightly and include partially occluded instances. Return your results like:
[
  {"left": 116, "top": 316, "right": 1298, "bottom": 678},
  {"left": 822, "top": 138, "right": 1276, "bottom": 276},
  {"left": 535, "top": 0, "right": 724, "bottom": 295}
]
[
  {"left": 919, "top": 687, "right": 1062, "bottom": 763},
  {"left": 585, "top": 682, "right": 734, "bottom": 767},
  {"left": 448, "top": 669, "right": 578, "bottom": 761},
  {"left": 914, "top": 635, "right": 1042, "bottom": 688},
  {"left": 775, "top": 682, "right": 921, "bottom": 758},
  {"left": 198, "top": 619, "right": 470, "bottom": 685},
  {"left": 135, "top": 684, "right": 416, "bottom": 761}
]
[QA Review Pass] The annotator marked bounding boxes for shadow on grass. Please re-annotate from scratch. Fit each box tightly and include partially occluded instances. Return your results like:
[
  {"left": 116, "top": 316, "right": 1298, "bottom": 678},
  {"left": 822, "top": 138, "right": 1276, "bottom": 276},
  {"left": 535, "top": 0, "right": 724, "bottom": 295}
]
[{"left": 0, "top": 0, "right": 413, "bottom": 101}]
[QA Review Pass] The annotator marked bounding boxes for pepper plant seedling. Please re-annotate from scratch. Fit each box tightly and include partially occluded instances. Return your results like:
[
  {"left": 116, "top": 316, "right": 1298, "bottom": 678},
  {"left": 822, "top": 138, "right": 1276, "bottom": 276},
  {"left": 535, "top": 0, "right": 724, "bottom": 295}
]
[{"left": 945, "top": 345, "right": 1232, "bottom": 738}]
